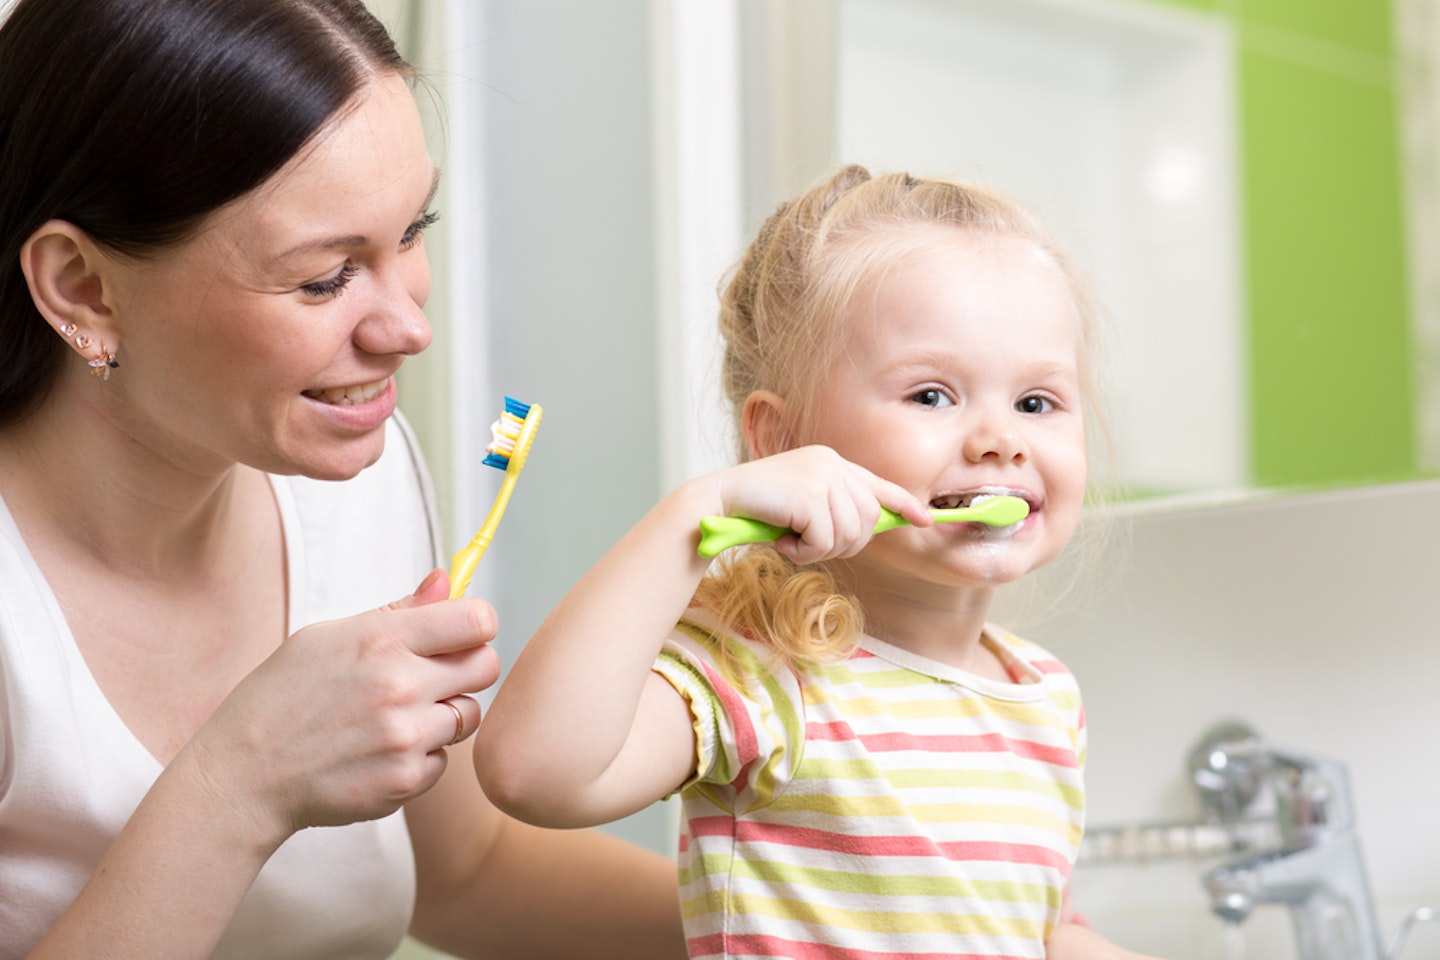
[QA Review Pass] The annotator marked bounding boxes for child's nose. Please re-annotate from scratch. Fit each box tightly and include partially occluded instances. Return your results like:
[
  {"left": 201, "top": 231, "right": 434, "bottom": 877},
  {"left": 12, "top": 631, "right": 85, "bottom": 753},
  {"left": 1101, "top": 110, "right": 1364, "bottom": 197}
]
[{"left": 962, "top": 409, "right": 1027, "bottom": 464}]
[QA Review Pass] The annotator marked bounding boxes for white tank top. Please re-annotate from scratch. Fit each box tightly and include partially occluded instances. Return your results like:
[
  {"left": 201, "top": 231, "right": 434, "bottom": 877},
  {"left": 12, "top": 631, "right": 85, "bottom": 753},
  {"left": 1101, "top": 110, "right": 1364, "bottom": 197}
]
[{"left": 0, "top": 415, "right": 441, "bottom": 958}]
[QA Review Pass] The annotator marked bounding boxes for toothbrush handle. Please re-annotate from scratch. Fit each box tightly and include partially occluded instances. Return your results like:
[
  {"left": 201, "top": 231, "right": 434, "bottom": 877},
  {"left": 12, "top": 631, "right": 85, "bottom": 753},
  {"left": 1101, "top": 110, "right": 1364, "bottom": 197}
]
[
  {"left": 449, "top": 470, "right": 520, "bottom": 599},
  {"left": 697, "top": 516, "right": 788, "bottom": 558},
  {"left": 695, "top": 498, "right": 1028, "bottom": 558},
  {"left": 697, "top": 509, "right": 910, "bottom": 558}
]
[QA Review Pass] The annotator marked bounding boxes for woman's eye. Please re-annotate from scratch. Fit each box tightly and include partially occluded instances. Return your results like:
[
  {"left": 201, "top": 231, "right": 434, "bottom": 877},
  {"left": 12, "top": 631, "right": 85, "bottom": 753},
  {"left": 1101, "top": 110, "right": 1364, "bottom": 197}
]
[
  {"left": 910, "top": 388, "right": 952, "bottom": 408},
  {"left": 1017, "top": 394, "right": 1053, "bottom": 414},
  {"left": 300, "top": 263, "right": 358, "bottom": 299},
  {"left": 401, "top": 210, "right": 440, "bottom": 250}
]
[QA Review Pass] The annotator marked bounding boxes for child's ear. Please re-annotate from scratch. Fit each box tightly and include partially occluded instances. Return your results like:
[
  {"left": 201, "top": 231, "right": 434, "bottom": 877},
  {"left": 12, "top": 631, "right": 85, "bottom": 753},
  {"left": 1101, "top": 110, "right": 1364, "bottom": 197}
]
[
  {"left": 19, "top": 220, "right": 123, "bottom": 352},
  {"left": 741, "top": 390, "right": 793, "bottom": 460}
]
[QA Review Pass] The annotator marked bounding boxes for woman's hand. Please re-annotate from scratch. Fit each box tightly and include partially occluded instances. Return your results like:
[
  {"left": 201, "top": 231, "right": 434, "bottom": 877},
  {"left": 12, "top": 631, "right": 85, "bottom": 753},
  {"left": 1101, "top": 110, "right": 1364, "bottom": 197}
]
[
  {"left": 709, "top": 444, "right": 932, "bottom": 566},
  {"left": 187, "top": 568, "right": 500, "bottom": 845}
]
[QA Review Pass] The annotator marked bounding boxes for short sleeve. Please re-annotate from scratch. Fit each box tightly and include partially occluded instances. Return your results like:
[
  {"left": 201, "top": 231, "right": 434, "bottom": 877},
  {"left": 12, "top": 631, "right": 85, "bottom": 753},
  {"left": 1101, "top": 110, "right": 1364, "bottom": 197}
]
[
  {"left": 652, "top": 618, "right": 807, "bottom": 815},
  {"left": 992, "top": 625, "right": 1087, "bottom": 772}
]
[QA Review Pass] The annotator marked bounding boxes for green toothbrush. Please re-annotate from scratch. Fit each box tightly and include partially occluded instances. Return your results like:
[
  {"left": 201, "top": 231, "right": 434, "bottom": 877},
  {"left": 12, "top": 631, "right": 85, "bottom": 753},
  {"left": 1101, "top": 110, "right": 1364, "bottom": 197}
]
[{"left": 696, "top": 495, "right": 1029, "bottom": 558}]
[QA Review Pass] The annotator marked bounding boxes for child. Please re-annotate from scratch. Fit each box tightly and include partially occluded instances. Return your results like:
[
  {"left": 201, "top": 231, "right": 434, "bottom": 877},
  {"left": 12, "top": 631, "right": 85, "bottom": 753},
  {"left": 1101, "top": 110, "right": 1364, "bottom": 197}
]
[{"left": 475, "top": 166, "right": 1158, "bottom": 960}]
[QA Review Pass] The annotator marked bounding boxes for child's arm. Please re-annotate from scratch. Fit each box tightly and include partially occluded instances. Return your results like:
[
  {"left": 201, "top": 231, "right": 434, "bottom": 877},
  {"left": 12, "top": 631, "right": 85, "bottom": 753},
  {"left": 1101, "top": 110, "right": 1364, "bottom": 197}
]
[{"left": 473, "top": 445, "right": 930, "bottom": 828}]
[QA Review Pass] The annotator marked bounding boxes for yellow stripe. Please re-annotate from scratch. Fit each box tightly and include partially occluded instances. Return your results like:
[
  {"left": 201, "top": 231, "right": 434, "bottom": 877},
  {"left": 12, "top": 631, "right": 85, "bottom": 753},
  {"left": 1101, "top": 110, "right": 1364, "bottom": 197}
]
[
  {"left": 730, "top": 858, "right": 1063, "bottom": 904},
  {"left": 808, "top": 676, "right": 1070, "bottom": 731},
  {"left": 770, "top": 793, "right": 1080, "bottom": 837},
  {"left": 790, "top": 762, "right": 1084, "bottom": 810},
  {"left": 720, "top": 893, "right": 1048, "bottom": 937}
]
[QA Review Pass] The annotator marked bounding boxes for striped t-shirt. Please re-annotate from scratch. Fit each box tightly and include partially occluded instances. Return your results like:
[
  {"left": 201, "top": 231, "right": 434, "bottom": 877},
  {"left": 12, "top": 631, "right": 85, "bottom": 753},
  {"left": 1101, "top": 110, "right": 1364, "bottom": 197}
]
[{"left": 653, "top": 614, "right": 1085, "bottom": 960}]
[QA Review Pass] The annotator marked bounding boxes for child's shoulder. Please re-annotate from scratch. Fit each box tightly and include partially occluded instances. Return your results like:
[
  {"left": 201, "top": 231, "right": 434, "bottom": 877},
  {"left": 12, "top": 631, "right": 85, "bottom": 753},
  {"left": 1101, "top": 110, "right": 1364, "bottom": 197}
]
[
  {"left": 663, "top": 610, "right": 797, "bottom": 694},
  {"left": 985, "top": 623, "right": 1079, "bottom": 684}
]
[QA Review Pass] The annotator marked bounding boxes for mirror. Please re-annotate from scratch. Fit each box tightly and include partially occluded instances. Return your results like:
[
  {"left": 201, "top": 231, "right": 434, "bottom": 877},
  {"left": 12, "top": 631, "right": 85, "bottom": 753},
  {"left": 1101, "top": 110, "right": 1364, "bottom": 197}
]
[{"left": 734, "top": 0, "right": 1428, "bottom": 498}]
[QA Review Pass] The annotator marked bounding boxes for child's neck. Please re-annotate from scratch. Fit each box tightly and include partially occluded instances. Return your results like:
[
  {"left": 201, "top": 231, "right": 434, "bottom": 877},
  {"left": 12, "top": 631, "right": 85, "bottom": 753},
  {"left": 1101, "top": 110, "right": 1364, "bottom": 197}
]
[{"left": 849, "top": 578, "right": 1011, "bottom": 681}]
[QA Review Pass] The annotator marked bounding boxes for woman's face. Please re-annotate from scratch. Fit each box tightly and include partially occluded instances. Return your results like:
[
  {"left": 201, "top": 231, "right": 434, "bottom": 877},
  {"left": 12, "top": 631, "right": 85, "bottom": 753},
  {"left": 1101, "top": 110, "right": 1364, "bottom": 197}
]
[{"left": 101, "top": 72, "right": 437, "bottom": 480}]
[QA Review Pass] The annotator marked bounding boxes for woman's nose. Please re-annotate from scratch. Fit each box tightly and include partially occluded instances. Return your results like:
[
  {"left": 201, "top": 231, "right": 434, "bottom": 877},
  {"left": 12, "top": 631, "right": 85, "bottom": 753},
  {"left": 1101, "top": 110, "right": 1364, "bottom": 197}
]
[{"left": 357, "top": 262, "right": 433, "bottom": 356}]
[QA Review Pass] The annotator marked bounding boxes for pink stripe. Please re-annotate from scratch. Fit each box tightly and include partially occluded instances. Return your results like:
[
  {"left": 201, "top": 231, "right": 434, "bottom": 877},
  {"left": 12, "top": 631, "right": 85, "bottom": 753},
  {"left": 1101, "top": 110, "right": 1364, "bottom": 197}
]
[
  {"left": 690, "top": 814, "right": 738, "bottom": 838},
  {"left": 688, "top": 931, "right": 1035, "bottom": 960},
  {"left": 703, "top": 662, "right": 761, "bottom": 767},
  {"left": 1028, "top": 658, "right": 1071, "bottom": 676},
  {"left": 807, "top": 724, "right": 1078, "bottom": 768},
  {"left": 730, "top": 820, "right": 1072, "bottom": 872}
]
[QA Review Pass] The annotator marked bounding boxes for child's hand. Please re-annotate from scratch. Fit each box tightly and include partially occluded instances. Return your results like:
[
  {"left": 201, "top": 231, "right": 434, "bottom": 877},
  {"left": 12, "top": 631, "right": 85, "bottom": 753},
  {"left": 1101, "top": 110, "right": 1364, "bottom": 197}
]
[
  {"left": 710, "top": 445, "right": 931, "bottom": 566},
  {"left": 1045, "top": 924, "right": 1168, "bottom": 960}
]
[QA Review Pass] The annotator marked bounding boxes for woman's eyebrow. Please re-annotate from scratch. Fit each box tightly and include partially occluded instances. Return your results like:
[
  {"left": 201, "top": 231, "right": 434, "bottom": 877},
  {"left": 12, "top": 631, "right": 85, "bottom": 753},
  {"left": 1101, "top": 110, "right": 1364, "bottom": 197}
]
[{"left": 272, "top": 166, "right": 443, "bottom": 261}]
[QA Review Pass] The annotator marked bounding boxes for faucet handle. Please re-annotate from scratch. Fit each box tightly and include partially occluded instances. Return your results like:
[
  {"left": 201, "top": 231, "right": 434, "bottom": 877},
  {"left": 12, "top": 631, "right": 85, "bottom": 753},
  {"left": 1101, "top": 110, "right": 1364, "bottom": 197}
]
[
  {"left": 1274, "top": 758, "right": 1355, "bottom": 847},
  {"left": 1187, "top": 720, "right": 1265, "bottom": 823}
]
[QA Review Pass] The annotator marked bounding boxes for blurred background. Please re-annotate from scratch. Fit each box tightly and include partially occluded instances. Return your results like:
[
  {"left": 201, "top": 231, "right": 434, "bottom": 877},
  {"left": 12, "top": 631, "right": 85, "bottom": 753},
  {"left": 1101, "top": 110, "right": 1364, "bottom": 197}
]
[
  {"left": 370, "top": 3, "right": 1440, "bottom": 957},
  {"left": 367, "top": 2, "right": 1440, "bottom": 957}
]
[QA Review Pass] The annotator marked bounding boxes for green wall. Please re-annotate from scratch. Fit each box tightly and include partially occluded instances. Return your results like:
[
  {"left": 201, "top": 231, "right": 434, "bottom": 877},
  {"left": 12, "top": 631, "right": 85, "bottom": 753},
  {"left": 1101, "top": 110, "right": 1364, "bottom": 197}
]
[{"left": 1150, "top": 0, "right": 1416, "bottom": 488}]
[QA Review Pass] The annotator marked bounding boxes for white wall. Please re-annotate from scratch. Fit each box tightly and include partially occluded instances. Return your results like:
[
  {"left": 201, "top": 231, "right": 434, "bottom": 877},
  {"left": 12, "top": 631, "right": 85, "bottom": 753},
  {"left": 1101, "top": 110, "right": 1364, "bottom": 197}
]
[
  {"left": 832, "top": 0, "right": 1246, "bottom": 496},
  {"left": 991, "top": 480, "right": 1440, "bottom": 958}
]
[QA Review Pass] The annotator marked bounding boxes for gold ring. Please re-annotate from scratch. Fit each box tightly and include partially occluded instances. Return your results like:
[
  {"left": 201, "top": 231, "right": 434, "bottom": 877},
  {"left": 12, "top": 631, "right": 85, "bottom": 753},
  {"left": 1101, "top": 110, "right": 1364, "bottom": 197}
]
[{"left": 442, "top": 698, "right": 466, "bottom": 746}]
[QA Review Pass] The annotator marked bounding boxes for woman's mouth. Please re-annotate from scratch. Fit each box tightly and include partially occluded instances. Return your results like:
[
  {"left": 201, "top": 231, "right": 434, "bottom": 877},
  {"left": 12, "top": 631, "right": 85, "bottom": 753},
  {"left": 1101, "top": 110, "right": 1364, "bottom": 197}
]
[{"left": 302, "top": 378, "right": 389, "bottom": 405}]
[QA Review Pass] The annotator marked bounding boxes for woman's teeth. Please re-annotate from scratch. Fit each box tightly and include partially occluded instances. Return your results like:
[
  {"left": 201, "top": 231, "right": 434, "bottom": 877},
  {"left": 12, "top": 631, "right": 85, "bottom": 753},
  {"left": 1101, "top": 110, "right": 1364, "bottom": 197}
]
[{"left": 303, "top": 378, "right": 387, "bottom": 405}]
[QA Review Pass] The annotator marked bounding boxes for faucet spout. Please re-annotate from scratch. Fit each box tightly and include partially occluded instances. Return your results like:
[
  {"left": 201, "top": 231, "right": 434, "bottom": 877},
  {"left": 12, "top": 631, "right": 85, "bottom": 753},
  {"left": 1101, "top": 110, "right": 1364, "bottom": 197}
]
[
  {"left": 1203, "top": 836, "right": 1383, "bottom": 960},
  {"left": 1189, "top": 723, "right": 1385, "bottom": 960}
]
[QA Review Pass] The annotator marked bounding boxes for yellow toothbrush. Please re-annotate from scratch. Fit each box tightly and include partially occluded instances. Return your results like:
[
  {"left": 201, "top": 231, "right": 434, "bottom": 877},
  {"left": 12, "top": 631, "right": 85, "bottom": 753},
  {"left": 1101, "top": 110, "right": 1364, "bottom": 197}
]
[
  {"left": 696, "top": 495, "right": 1029, "bottom": 558},
  {"left": 449, "top": 396, "right": 542, "bottom": 598}
]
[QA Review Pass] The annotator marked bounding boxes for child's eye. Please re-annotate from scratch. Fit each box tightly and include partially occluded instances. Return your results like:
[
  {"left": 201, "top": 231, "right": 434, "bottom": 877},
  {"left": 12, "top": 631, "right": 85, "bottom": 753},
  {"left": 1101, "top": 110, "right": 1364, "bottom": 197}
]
[
  {"left": 401, "top": 210, "right": 440, "bottom": 250},
  {"left": 300, "top": 263, "right": 358, "bottom": 299},
  {"left": 1017, "top": 394, "right": 1054, "bottom": 414},
  {"left": 909, "top": 388, "right": 953, "bottom": 408}
]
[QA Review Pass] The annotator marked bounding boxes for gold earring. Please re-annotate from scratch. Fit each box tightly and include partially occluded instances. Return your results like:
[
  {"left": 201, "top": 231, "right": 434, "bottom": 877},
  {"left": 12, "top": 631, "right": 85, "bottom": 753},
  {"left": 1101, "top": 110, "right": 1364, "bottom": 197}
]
[
  {"left": 59, "top": 322, "right": 78, "bottom": 339},
  {"left": 74, "top": 333, "right": 91, "bottom": 349},
  {"left": 88, "top": 343, "right": 119, "bottom": 381}
]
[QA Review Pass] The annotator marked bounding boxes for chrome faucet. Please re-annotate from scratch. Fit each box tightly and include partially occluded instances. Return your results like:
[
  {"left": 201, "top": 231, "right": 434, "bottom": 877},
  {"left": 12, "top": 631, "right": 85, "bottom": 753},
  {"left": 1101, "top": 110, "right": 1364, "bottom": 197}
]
[{"left": 1189, "top": 723, "right": 1385, "bottom": 960}]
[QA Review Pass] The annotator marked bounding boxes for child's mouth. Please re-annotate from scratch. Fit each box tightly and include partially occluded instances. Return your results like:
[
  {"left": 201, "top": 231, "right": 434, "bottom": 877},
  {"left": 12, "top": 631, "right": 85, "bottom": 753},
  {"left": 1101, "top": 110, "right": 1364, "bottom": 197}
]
[{"left": 929, "top": 491, "right": 1002, "bottom": 510}]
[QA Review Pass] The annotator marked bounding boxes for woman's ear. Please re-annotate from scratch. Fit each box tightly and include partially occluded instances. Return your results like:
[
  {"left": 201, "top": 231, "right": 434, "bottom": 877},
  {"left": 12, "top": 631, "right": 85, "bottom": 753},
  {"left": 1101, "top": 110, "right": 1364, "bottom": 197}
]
[
  {"left": 741, "top": 390, "right": 793, "bottom": 460},
  {"left": 19, "top": 220, "right": 122, "bottom": 351}
]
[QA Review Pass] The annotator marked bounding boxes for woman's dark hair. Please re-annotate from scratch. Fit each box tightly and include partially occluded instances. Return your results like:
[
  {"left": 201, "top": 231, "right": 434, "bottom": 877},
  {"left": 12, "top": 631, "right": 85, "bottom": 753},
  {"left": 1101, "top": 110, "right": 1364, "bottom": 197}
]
[{"left": 0, "top": 0, "right": 412, "bottom": 425}]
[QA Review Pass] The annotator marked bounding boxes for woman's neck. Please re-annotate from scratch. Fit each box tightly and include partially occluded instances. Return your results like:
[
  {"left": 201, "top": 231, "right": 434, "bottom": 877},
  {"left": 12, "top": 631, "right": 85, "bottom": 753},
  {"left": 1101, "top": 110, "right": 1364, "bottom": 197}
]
[{"left": 0, "top": 389, "right": 263, "bottom": 582}]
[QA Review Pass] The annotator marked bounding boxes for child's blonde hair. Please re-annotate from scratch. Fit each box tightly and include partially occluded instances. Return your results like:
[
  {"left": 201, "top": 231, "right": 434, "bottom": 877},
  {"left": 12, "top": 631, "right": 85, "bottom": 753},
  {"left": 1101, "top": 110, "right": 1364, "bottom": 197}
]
[{"left": 694, "top": 164, "right": 1106, "bottom": 677}]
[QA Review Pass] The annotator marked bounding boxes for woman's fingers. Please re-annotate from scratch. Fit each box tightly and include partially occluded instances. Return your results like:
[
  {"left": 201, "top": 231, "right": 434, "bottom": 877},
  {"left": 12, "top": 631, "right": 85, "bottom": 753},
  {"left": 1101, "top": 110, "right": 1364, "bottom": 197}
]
[
  {"left": 201, "top": 576, "right": 501, "bottom": 832},
  {"left": 437, "top": 695, "right": 481, "bottom": 749}
]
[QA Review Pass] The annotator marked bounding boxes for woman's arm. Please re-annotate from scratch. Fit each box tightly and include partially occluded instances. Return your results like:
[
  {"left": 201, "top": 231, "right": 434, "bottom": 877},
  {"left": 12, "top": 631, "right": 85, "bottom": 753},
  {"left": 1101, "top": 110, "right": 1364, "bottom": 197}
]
[
  {"left": 473, "top": 445, "right": 931, "bottom": 828},
  {"left": 24, "top": 573, "right": 497, "bottom": 960},
  {"left": 407, "top": 731, "right": 686, "bottom": 960}
]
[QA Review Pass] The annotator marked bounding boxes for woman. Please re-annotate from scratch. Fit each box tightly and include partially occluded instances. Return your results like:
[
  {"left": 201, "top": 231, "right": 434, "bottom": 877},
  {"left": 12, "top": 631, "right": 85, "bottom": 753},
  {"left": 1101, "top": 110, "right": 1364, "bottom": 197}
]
[{"left": 0, "top": 1, "right": 683, "bottom": 957}]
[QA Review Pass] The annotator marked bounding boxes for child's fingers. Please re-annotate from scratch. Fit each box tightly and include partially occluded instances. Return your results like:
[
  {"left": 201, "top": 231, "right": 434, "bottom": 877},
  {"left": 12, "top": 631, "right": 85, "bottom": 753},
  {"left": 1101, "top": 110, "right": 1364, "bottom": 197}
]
[{"left": 871, "top": 475, "right": 933, "bottom": 528}]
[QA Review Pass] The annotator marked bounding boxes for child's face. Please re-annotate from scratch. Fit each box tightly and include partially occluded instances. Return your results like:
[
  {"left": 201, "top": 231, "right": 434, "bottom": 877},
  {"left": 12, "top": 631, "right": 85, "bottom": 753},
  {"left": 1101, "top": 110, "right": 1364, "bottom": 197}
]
[{"left": 801, "top": 226, "right": 1088, "bottom": 590}]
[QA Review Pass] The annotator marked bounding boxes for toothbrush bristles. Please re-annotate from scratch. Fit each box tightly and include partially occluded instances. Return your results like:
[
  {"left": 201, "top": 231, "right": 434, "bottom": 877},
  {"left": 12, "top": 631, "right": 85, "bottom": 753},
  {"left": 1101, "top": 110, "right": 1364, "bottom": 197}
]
[{"left": 483, "top": 396, "right": 535, "bottom": 471}]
